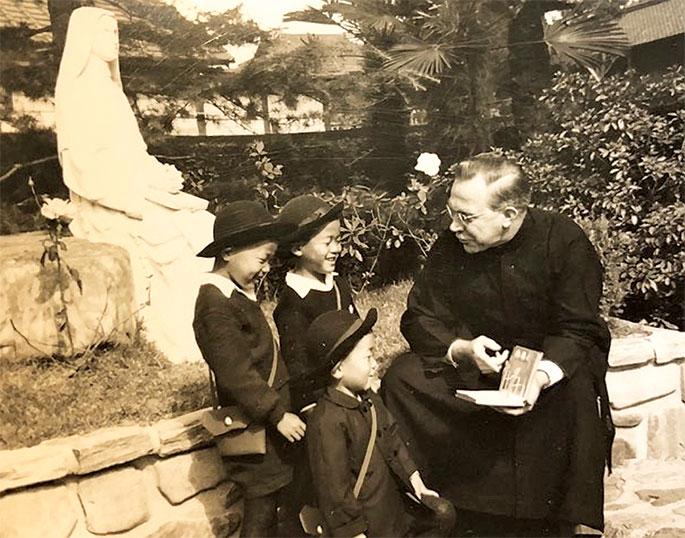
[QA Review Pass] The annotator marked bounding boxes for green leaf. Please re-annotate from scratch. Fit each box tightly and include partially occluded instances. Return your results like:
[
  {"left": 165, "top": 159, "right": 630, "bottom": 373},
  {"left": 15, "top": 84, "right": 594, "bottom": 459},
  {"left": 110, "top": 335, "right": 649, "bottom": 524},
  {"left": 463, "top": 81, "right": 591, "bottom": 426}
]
[{"left": 69, "top": 267, "right": 83, "bottom": 294}]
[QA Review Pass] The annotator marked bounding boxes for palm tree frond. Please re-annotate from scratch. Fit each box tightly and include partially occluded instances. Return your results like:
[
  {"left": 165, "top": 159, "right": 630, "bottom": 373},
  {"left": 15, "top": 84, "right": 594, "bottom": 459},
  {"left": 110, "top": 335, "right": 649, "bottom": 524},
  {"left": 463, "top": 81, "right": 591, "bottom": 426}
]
[
  {"left": 283, "top": 8, "right": 335, "bottom": 25},
  {"left": 383, "top": 42, "right": 452, "bottom": 77},
  {"left": 544, "top": 13, "right": 630, "bottom": 78},
  {"left": 368, "top": 14, "right": 403, "bottom": 34}
]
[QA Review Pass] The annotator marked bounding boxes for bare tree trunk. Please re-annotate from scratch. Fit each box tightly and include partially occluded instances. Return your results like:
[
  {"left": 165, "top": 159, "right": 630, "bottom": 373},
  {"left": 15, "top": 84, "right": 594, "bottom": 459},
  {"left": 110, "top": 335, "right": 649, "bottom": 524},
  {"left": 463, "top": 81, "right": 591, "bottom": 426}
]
[
  {"left": 48, "top": 0, "right": 94, "bottom": 60},
  {"left": 506, "top": 0, "right": 567, "bottom": 147},
  {"left": 194, "top": 99, "right": 207, "bottom": 136},
  {"left": 261, "top": 95, "right": 273, "bottom": 134}
]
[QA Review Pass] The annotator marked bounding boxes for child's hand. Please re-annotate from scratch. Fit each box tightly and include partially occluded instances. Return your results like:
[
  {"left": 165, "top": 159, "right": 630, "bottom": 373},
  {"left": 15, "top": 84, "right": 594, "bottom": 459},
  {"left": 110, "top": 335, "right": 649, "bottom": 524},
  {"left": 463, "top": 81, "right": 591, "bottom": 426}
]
[
  {"left": 277, "top": 412, "right": 306, "bottom": 442},
  {"left": 409, "top": 471, "right": 439, "bottom": 499}
]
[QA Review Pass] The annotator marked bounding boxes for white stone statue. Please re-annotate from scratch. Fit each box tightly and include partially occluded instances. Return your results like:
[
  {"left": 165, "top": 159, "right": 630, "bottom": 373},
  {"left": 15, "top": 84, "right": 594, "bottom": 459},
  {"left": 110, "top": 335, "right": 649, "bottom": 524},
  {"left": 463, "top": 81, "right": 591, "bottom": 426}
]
[{"left": 55, "top": 6, "right": 215, "bottom": 363}]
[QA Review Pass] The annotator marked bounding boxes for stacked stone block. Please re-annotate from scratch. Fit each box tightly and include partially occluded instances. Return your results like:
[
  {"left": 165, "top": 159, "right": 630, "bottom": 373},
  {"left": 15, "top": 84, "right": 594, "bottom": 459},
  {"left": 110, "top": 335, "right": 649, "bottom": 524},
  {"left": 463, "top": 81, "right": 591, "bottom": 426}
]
[
  {"left": 607, "top": 321, "right": 685, "bottom": 465},
  {"left": 0, "top": 409, "right": 242, "bottom": 538}
]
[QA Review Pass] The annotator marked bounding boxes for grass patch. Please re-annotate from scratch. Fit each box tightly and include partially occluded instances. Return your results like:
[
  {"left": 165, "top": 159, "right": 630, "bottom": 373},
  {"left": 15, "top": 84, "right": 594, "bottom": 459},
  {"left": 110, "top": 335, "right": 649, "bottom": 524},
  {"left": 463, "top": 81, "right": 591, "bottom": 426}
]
[
  {"left": 0, "top": 281, "right": 412, "bottom": 450},
  {"left": 0, "top": 278, "right": 648, "bottom": 450},
  {"left": 0, "top": 334, "right": 210, "bottom": 450},
  {"left": 354, "top": 280, "right": 412, "bottom": 378}
]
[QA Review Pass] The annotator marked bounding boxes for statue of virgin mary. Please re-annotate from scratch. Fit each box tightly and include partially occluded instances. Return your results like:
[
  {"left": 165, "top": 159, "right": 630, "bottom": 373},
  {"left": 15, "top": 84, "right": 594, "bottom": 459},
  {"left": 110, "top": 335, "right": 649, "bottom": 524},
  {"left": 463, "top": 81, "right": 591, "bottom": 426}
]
[{"left": 55, "top": 6, "right": 215, "bottom": 363}]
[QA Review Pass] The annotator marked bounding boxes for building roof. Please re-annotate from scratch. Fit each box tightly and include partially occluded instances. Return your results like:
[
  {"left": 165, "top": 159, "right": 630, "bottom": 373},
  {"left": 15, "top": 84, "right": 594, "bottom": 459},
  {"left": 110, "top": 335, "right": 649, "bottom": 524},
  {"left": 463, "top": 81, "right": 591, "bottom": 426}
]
[
  {"left": 0, "top": 0, "right": 232, "bottom": 62},
  {"left": 257, "top": 33, "right": 364, "bottom": 76},
  {"left": 0, "top": 0, "right": 50, "bottom": 28},
  {"left": 0, "top": 0, "right": 129, "bottom": 43},
  {"left": 0, "top": 0, "right": 50, "bottom": 42},
  {"left": 619, "top": 0, "right": 685, "bottom": 45}
]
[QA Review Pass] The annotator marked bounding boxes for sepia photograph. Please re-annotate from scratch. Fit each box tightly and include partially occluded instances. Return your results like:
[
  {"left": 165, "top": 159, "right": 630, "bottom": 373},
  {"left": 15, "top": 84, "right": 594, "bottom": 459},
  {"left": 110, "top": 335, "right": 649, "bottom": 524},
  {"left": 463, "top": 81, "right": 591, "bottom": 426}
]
[{"left": 0, "top": 0, "right": 683, "bottom": 537}]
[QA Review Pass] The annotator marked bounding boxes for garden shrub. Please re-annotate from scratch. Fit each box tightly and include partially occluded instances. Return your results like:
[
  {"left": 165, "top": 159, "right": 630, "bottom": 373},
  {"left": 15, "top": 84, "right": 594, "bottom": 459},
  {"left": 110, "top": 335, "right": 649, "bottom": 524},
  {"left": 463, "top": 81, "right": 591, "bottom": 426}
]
[
  {"left": 0, "top": 131, "right": 67, "bottom": 234},
  {"left": 5, "top": 69, "right": 682, "bottom": 328},
  {"left": 151, "top": 128, "right": 393, "bottom": 204},
  {"left": 258, "top": 169, "right": 452, "bottom": 294},
  {"left": 509, "top": 67, "right": 684, "bottom": 328}
]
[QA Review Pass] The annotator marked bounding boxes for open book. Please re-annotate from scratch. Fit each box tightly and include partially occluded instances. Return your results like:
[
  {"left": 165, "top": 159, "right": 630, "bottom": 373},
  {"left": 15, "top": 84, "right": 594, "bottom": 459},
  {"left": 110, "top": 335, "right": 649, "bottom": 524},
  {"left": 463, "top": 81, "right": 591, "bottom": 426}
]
[{"left": 455, "top": 345, "right": 544, "bottom": 407}]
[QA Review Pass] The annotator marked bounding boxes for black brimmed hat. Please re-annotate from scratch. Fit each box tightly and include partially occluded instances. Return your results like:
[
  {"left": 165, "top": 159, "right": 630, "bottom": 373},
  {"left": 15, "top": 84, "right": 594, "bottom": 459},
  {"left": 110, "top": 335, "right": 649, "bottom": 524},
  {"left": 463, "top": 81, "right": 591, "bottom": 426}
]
[
  {"left": 306, "top": 308, "right": 377, "bottom": 375},
  {"left": 278, "top": 195, "right": 343, "bottom": 247},
  {"left": 197, "top": 201, "right": 294, "bottom": 258}
]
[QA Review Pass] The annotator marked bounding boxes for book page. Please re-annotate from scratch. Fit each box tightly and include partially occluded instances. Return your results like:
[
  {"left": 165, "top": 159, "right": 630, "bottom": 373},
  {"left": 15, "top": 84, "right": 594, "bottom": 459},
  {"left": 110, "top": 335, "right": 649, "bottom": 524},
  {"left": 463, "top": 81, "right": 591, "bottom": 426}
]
[{"left": 455, "top": 390, "right": 526, "bottom": 408}]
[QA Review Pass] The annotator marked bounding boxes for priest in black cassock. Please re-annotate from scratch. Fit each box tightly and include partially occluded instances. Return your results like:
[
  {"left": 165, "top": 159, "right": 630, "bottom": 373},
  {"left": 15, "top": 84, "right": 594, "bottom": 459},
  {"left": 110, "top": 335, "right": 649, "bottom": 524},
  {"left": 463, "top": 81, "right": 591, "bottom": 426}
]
[{"left": 381, "top": 153, "right": 613, "bottom": 537}]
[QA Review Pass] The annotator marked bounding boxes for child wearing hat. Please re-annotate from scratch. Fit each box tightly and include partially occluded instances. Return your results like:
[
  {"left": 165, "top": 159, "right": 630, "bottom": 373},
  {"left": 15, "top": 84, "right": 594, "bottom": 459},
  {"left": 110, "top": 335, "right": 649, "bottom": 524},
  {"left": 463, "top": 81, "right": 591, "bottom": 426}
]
[
  {"left": 274, "top": 194, "right": 358, "bottom": 412},
  {"left": 193, "top": 201, "right": 307, "bottom": 538},
  {"left": 305, "top": 309, "right": 456, "bottom": 538}
]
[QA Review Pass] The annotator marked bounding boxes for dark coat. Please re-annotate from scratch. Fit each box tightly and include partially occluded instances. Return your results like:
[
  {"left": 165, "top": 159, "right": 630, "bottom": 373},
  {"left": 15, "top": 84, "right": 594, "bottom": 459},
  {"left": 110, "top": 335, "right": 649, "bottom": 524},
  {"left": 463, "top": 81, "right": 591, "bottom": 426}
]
[
  {"left": 307, "top": 387, "right": 419, "bottom": 538},
  {"left": 382, "top": 208, "right": 612, "bottom": 530},
  {"left": 273, "top": 275, "right": 357, "bottom": 409},
  {"left": 193, "top": 283, "right": 293, "bottom": 498}
]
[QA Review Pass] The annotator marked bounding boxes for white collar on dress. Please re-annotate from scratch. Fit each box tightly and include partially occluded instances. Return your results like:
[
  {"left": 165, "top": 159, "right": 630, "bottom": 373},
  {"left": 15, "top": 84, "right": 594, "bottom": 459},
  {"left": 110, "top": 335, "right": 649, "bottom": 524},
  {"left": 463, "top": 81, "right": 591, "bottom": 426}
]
[
  {"left": 285, "top": 271, "right": 337, "bottom": 299},
  {"left": 200, "top": 272, "right": 257, "bottom": 302}
]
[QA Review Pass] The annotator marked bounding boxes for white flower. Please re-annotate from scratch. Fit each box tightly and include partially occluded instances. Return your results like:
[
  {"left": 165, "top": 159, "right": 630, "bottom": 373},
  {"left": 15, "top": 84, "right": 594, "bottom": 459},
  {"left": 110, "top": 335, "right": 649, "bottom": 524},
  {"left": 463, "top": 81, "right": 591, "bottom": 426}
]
[
  {"left": 40, "top": 198, "right": 75, "bottom": 222},
  {"left": 414, "top": 152, "right": 441, "bottom": 177},
  {"left": 543, "top": 10, "right": 564, "bottom": 26}
]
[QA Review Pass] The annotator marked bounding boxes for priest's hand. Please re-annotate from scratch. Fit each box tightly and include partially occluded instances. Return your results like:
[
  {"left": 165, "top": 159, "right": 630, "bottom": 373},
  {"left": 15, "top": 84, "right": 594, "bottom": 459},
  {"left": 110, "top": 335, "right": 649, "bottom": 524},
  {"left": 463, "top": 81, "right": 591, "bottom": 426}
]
[{"left": 449, "top": 336, "right": 508, "bottom": 374}]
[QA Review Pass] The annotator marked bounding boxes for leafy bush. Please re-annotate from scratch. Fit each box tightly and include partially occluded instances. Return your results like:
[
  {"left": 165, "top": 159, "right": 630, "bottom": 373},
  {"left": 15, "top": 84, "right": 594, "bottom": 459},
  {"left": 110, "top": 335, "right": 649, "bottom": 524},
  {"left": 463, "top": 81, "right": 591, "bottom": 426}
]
[
  {"left": 257, "top": 163, "right": 451, "bottom": 293},
  {"left": 510, "top": 67, "right": 684, "bottom": 328},
  {"left": 575, "top": 216, "right": 635, "bottom": 318}
]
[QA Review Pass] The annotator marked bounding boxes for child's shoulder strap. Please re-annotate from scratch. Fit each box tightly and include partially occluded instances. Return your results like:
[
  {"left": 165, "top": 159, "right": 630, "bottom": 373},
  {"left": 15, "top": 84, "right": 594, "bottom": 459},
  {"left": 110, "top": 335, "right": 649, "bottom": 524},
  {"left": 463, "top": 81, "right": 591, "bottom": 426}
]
[
  {"left": 353, "top": 401, "right": 377, "bottom": 499},
  {"left": 333, "top": 279, "right": 342, "bottom": 310},
  {"left": 267, "top": 337, "right": 279, "bottom": 387},
  {"left": 207, "top": 336, "right": 280, "bottom": 410}
]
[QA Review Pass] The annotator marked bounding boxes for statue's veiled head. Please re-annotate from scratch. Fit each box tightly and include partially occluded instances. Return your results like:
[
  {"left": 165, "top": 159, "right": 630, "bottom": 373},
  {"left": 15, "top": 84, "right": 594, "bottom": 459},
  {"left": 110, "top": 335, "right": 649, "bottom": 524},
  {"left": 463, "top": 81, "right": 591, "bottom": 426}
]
[
  {"left": 56, "top": 7, "right": 121, "bottom": 92},
  {"left": 54, "top": 7, "right": 123, "bottom": 156}
]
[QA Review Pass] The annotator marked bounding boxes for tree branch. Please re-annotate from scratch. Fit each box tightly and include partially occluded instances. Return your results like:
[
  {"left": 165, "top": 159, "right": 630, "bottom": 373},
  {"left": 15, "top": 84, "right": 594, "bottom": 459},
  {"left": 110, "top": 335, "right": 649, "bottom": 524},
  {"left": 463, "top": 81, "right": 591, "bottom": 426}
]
[
  {"left": 0, "top": 155, "right": 58, "bottom": 183},
  {"left": 9, "top": 319, "right": 53, "bottom": 358}
]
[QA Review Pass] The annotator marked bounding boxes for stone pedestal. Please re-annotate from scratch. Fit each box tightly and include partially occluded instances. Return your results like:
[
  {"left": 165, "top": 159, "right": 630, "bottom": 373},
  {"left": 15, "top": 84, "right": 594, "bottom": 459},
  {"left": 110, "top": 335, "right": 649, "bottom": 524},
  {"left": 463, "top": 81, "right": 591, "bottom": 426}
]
[{"left": 0, "top": 232, "right": 136, "bottom": 360}]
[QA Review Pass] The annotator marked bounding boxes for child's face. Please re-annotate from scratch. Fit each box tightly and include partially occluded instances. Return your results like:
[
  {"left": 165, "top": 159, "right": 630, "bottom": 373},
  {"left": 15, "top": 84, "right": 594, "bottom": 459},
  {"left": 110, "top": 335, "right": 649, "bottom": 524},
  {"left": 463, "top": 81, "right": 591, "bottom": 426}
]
[
  {"left": 294, "top": 220, "right": 341, "bottom": 277},
  {"left": 335, "top": 333, "right": 374, "bottom": 393},
  {"left": 224, "top": 240, "right": 277, "bottom": 293}
]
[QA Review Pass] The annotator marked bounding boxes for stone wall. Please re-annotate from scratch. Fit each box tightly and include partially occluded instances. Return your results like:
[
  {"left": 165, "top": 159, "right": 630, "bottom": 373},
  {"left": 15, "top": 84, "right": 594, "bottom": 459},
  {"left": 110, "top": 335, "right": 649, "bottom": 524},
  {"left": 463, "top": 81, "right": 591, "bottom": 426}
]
[
  {"left": 1, "top": 322, "right": 683, "bottom": 537},
  {"left": 0, "top": 409, "right": 242, "bottom": 538},
  {"left": 607, "top": 321, "right": 685, "bottom": 465}
]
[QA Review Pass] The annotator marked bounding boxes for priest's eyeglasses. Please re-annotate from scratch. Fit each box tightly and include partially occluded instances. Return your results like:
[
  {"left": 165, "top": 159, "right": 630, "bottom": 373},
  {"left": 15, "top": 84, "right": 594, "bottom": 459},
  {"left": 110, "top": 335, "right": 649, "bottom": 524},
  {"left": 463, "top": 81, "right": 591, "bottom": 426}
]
[{"left": 446, "top": 205, "right": 493, "bottom": 225}]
